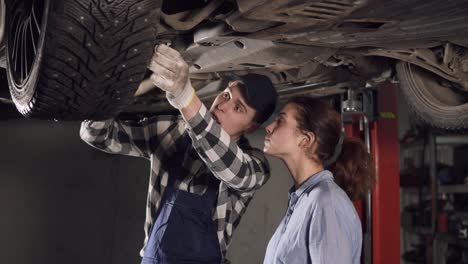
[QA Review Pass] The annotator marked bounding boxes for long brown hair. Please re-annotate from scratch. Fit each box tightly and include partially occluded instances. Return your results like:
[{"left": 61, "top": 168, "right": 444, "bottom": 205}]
[{"left": 288, "top": 96, "right": 376, "bottom": 201}]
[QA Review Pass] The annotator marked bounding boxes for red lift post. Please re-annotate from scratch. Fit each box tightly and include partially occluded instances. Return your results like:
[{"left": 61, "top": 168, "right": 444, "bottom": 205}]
[
  {"left": 343, "top": 82, "right": 400, "bottom": 264},
  {"left": 371, "top": 83, "right": 400, "bottom": 264}
]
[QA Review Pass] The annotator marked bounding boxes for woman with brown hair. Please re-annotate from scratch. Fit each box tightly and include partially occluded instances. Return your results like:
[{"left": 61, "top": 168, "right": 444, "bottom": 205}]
[{"left": 263, "top": 96, "right": 376, "bottom": 264}]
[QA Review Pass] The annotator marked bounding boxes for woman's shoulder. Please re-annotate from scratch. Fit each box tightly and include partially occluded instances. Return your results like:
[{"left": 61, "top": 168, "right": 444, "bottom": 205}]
[
  {"left": 305, "top": 178, "right": 342, "bottom": 200},
  {"left": 305, "top": 179, "right": 355, "bottom": 213}
]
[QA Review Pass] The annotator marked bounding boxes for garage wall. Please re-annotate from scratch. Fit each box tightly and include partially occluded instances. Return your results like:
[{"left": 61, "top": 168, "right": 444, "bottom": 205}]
[
  {"left": 0, "top": 120, "right": 150, "bottom": 264},
  {"left": 0, "top": 118, "right": 291, "bottom": 264},
  {"left": 227, "top": 131, "right": 291, "bottom": 263}
]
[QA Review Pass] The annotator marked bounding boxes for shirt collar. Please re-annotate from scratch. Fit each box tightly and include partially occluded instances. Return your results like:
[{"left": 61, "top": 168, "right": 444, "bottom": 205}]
[{"left": 289, "top": 170, "right": 333, "bottom": 197}]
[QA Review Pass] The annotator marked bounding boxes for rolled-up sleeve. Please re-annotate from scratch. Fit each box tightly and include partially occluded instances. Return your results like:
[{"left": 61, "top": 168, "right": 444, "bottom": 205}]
[{"left": 185, "top": 104, "right": 270, "bottom": 192}]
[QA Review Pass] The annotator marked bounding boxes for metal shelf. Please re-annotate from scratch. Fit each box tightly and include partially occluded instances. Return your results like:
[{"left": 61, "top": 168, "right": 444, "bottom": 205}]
[
  {"left": 436, "top": 135, "right": 468, "bottom": 145},
  {"left": 401, "top": 184, "right": 468, "bottom": 194},
  {"left": 453, "top": 211, "right": 468, "bottom": 219},
  {"left": 435, "top": 233, "right": 468, "bottom": 248},
  {"left": 439, "top": 184, "right": 468, "bottom": 194},
  {"left": 400, "top": 134, "right": 468, "bottom": 149}
]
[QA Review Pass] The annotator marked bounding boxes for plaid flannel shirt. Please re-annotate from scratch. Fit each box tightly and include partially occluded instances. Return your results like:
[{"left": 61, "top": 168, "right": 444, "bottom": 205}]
[{"left": 79, "top": 104, "right": 271, "bottom": 261}]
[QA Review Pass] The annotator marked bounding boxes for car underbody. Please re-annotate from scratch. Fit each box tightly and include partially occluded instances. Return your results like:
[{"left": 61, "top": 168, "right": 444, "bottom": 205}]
[{"left": 0, "top": 0, "right": 468, "bottom": 129}]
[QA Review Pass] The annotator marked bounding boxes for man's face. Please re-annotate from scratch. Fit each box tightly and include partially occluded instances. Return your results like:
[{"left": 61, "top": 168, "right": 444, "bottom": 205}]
[{"left": 209, "top": 82, "right": 258, "bottom": 140}]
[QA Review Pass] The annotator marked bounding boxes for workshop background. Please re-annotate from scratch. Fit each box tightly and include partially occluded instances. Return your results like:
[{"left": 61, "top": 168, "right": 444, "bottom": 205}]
[{"left": 2, "top": 84, "right": 468, "bottom": 264}]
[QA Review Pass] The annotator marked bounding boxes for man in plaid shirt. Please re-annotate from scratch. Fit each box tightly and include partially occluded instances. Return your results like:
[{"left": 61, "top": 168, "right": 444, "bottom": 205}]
[{"left": 80, "top": 44, "right": 278, "bottom": 263}]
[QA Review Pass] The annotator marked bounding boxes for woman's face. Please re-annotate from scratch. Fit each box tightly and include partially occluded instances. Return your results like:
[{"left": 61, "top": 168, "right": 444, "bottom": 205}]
[{"left": 264, "top": 103, "right": 303, "bottom": 158}]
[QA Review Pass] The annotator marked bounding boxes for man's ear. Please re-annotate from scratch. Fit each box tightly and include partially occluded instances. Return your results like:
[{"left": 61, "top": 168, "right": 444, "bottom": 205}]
[{"left": 245, "top": 123, "right": 260, "bottom": 134}]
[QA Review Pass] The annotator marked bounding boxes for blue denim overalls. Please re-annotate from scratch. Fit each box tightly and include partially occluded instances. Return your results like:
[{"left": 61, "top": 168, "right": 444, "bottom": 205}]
[{"left": 141, "top": 136, "right": 222, "bottom": 264}]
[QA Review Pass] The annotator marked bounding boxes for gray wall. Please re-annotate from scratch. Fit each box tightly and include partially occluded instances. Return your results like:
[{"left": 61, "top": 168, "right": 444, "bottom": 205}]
[
  {"left": 0, "top": 118, "right": 291, "bottom": 264},
  {"left": 0, "top": 120, "right": 150, "bottom": 264},
  {"left": 228, "top": 131, "right": 291, "bottom": 263}
]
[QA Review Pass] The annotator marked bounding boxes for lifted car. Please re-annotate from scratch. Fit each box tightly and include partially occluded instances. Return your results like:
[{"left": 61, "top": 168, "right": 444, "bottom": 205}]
[{"left": 1, "top": 0, "right": 468, "bottom": 129}]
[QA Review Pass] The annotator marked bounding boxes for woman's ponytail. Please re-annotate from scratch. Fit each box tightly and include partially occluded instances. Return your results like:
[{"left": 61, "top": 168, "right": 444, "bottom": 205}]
[{"left": 328, "top": 137, "right": 376, "bottom": 201}]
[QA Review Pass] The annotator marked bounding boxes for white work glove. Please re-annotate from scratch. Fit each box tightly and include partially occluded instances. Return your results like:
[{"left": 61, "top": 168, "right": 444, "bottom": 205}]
[{"left": 146, "top": 44, "right": 195, "bottom": 109}]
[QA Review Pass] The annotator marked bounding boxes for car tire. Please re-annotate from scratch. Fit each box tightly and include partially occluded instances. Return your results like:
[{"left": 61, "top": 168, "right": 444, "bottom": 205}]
[
  {"left": 396, "top": 61, "right": 468, "bottom": 130},
  {"left": 5, "top": 0, "right": 160, "bottom": 120}
]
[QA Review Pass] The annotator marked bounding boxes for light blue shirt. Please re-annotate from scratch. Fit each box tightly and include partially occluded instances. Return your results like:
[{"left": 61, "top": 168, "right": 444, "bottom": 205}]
[{"left": 264, "top": 170, "right": 362, "bottom": 264}]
